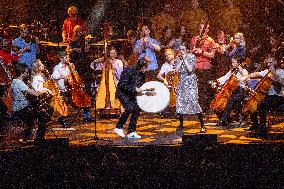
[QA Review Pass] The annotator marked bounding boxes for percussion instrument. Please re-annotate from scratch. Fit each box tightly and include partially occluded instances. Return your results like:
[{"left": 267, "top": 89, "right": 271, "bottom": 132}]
[{"left": 137, "top": 81, "right": 170, "bottom": 113}]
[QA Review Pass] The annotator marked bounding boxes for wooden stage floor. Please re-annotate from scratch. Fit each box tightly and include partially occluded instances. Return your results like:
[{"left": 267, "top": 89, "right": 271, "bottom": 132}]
[{"left": 0, "top": 111, "right": 283, "bottom": 151}]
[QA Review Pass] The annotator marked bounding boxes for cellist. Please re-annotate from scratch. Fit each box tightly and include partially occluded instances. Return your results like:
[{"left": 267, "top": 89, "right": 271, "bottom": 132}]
[
  {"left": 241, "top": 53, "right": 284, "bottom": 136},
  {"left": 211, "top": 56, "right": 249, "bottom": 127}
]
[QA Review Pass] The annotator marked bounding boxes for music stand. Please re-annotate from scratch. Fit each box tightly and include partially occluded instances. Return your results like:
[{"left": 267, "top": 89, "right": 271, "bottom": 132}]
[{"left": 80, "top": 61, "right": 112, "bottom": 144}]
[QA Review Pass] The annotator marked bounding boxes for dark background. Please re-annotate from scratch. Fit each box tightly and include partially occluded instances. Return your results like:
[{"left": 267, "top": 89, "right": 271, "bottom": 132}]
[{"left": 0, "top": 0, "right": 284, "bottom": 46}]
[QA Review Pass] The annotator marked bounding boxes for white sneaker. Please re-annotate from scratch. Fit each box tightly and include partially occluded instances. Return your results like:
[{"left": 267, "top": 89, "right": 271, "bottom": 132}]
[
  {"left": 127, "top": 132, "right": 141, "bottom": 139},
  {"left": 114, "top": 128, "right": 125, "bottom": 137}
]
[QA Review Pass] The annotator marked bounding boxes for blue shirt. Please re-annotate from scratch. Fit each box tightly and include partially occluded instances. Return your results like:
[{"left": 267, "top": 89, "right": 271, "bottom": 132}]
[
  {"left": 13, "top": 37, "right": 38, "bottom": 69},
  {"left": 134, "top": 37, "right": 159, "bottom": 71}
]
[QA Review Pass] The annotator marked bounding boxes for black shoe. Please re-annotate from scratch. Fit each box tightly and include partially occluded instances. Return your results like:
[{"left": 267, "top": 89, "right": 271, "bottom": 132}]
[
  {"left": 58, "top": 119, "right": 69, "bottom": 128},
  {"left": 176, "top": 125, "right": 184, "bottom": 132},
  {"left": 256, "top": 128, "right": 268, "bottom": 137},
  {"left": 216, "top": 120, "right": 228, "bottom": 127},
  {"left": 247, "top": 125, "right": 258, "bottom": 131}
]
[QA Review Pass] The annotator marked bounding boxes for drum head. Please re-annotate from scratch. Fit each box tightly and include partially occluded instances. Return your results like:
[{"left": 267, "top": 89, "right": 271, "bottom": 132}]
[{"left": 137, "top": 81, "right": 170, "bottom": 113}]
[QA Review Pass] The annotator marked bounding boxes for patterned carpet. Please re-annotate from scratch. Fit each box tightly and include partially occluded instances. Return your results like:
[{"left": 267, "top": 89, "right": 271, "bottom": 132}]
[{"left": 1, "top": 111, "right": 283, "bottom": 150}]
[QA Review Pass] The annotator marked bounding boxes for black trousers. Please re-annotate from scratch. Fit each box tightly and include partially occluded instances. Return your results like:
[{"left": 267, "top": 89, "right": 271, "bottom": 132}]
[
  {"left": 14, "top": 105, "right": 53, "bottom": 141},
  {"left": 116, "top": 96, "right": 140, "bottom": 134},
  {"left": 219, "top": 87, "right": 248, "bottom": 123},
  {"left": 195, "top": 69, "right": 215, "bottom": 113},
  {"left": 250, "top": 95, "right": 284, "bottom": 131}
]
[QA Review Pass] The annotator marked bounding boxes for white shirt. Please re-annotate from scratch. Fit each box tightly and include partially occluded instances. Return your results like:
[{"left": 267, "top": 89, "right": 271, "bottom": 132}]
[
  {"left": 218, "top": 69, "right": 248, "bottom": 88},
  {"left": 160, "top": 62, "right": 175, "bottom": 77},
  {"left": 110, "top": 58, "right": 123, "bottom": 85},
  {"left": 51, "top": 62, "right": 71, "bottom": 92},
  {"left": 258, "top": 69, "right": 284, "bottom": 97},
  {"left": 32, "top": 74, "right": 50, "bottom": 93}
]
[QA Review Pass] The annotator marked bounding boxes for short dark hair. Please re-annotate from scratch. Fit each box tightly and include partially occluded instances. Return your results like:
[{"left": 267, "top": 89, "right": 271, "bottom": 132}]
[
  {"left": 135, "top": 58, "right": 148, "bottom": 70},
  {"left": 14, "top": 63, "right": 29, "bottom": 77}
]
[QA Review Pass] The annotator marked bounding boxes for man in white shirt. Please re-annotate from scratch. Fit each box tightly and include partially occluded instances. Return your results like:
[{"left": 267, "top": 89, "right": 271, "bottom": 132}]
[
  {"left": 212, "top": 57, "right": 249, "bottom": 127},
  {"left": 242, "top": 57, "right": 284, "bottom": 136}
]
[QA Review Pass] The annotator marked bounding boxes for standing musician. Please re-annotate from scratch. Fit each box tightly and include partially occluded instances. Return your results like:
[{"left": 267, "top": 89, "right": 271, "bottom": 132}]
[
  {"left": 241, "top": 54, "right": 284, "bottom": 136},
  {"left": 174, "top": 44, "right": 206, "bottom": 133},
  {"left": 225, "top": 32, "right": 246, "bottom": 61},
  {"left": 107, "top": 47, "right": 124, "bottom": 86},
  {"left": 134, "top": 24, "right": 161, "bottom": 81},
  {"left": 11, "top": 64, "right": 44, "bottom": 143},
  {"left": 62, "top": 6, "right": 87, "bottom": 43},
  {"left": 190, "top": 20, "right": 216, "bottom": 113},
  {"left": 68, "top": 25, "right": 91, "bottom": 122},
  {"left": 114, "top": 58, "right": 149, "bottom": 139},
  {"left": 211, "top": 57, "right": 249, "bottom": 127},
  {"left": 12, "top": 24, "right": 39, "bottom": 70}
]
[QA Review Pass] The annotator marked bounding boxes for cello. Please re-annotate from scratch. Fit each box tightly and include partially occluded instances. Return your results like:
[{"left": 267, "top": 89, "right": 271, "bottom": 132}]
[
  {"left": 242, "top": 71, "right": 273, "bottom": 116},
  {"left": 43, "top": 70, "right": 69, "bottom": 116},
  {"left": 210, "top": 58, "right": 251, "bottom": 112},
  {"left": 65, "top": 53, "right": 91, "bottom": 108},
  {"left": 165, "top": 70, "right": 178, "bottom": 107}
]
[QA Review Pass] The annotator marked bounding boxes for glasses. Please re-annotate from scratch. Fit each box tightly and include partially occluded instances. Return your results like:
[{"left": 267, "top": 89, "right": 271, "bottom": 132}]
[{"left": 180, "top": 49, "right": 186, "bottom": 51}]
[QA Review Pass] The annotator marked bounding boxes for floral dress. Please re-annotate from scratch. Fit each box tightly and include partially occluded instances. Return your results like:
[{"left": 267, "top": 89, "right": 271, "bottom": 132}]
[{"left": 175, "top": 53, "right": 202, "bottom": 114}]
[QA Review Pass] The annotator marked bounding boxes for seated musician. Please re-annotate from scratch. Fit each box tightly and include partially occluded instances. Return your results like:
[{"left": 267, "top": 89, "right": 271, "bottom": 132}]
[
  {"left": 11, "top": 64, "right": 41, "bottom": 143},
  {"left": 51, "top": 52, "right": 73, "bottom": 127},
  {"left": 241, "top": 55, "right": 284, "bottom": 136},
  {"left": 30, "top": 60, "right": 54, "bottom": 141},
  {"left": 157, "top": 48, "right": 175, "bottom": 86},
  {"left": 157, "top": 48, "right": 176, "bottom": 113},
  {"left": 212, "top": 57, "right": 249, "bottom": 127}
]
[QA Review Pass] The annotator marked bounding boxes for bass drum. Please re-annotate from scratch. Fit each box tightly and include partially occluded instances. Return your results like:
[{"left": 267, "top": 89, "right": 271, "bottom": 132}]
[{"left": 137, "top": 81, "right": 170, "bottom": 113}]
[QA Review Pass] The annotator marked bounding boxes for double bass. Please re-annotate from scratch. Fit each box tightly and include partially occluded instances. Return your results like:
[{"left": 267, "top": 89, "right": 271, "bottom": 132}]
[
  {"left": 210, "top": 58, "right": 251, "bottom": 112},
  {"left": 65, "top": 54, "right": 91, "bottom": 108}
]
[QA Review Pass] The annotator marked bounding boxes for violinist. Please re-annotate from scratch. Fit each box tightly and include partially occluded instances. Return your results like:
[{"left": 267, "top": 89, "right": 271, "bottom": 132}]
[
  {"left": 190, "top": 20, "right": 215, "bottom": 113},
  {"left": 12, "top": 24, "right": 38, "bottom": 70},
  {"left": 212, "top": 57, "right": 249, "bottom": 127},
  {"left": 134, "top": 24, "right": 161, "bottom": 81},
  {"left": 0, "top": 35, "right": 18, "bottom": 118},
  {"left": 241, "top": 55, "right": 284, "bottom": 136}
]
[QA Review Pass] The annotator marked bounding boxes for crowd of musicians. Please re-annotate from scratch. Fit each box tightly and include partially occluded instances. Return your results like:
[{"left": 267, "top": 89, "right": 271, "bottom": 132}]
[{"left": 0, "top": 5, "right": 283, "bottom": 143}]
